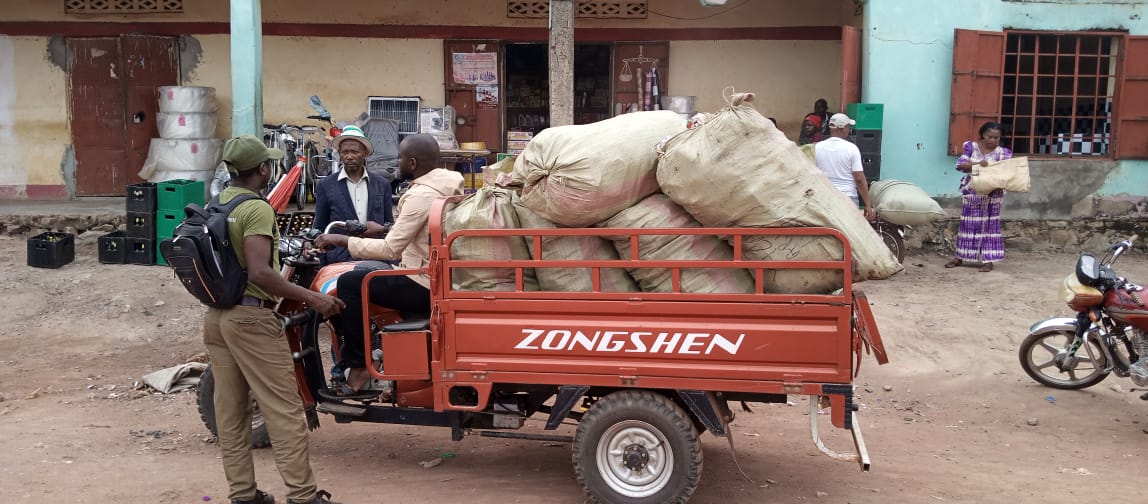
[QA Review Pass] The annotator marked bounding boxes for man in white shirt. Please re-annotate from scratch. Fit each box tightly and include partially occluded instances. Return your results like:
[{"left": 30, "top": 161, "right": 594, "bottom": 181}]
[
  {"left": 814, "top": 113, "right": 876, "bottom": 221},
  {"left": 313, "top": 125, "right": 394, "bottom": 264}
]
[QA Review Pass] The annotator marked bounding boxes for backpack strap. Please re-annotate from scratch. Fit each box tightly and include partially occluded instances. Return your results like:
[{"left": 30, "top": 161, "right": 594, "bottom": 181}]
[{"left": 213, "top": 193, "right": 276, "bottom": 270}]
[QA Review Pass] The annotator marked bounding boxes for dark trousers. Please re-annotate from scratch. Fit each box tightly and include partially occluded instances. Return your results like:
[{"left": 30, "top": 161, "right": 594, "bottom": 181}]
[{"left": 335, "top": 267, "right": 430, "bottom": 369}]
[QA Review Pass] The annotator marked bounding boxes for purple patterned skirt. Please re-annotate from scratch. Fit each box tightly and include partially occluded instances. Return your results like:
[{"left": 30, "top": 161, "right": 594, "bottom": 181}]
[{"left": 955, "top": 176, "right": 1004, "bottom": 263}]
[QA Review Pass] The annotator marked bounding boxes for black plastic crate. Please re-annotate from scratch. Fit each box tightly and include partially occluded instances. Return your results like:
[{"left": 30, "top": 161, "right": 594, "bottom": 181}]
[
  {"left": 852, "top": 129, "right": 882, "bottom": 155},
  {"left": 126, "top": 212, "right": 156, "bottom": 240},
  {"left": 126, "top": 182, "right": 157, "bottom": 213},
  {"left": 861, "top": 153, "right": 881, "bottom": 181},
  {"left": 126, "top": 237, "right": 155, "bottom": 265},
  {"left": 27, "top": 232, "right": 75, "bottom": 269},
  {"left": 98, "top": 230, "right": 127, "bottom": 264}
]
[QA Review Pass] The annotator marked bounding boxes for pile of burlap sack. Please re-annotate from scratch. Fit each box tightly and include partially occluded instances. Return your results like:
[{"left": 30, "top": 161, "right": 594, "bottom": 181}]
[{"left": 442, "top": 91, "right": 903, "bottom": 294}]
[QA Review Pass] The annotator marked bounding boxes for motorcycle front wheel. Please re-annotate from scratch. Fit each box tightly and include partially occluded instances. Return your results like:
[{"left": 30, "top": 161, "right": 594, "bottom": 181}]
[{"left": 1018, "top": 330, "right": 1110, "bottom": 390}]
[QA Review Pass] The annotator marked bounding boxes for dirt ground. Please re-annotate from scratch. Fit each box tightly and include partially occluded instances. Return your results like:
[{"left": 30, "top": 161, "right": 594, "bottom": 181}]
[{"left": 1, "top": 231, "right": 1146, "bottom": 504}]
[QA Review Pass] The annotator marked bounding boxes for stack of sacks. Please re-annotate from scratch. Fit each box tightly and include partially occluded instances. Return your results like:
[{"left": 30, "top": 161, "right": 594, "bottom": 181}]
[
  {"left": 656, "top": 91, "right": 902, "bottom": 294},
  {"left": 513, "top": 202, "right": 639, "bottom": 293},
  {"left": 442, "top": 186, "right": 538, "bottom": 291},
  {"left": 598, "top": 194, "right": 755, "bottom": 293},
  {"left": 512, "top": 111, "right": 685, "bottom": 227},
  {"left": 140, "top": 86, "right": 223, "bottom": 201}
]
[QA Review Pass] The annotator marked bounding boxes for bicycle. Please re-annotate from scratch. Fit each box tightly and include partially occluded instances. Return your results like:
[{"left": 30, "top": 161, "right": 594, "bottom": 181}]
[{"left": 870, "top": 214, "right": 906, "bottom": 264}]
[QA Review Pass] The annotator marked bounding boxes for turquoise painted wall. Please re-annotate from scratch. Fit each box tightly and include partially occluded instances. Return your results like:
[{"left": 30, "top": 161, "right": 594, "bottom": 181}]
[{"left": 861, "top": 0, "right": 1148, "bottom": 199}]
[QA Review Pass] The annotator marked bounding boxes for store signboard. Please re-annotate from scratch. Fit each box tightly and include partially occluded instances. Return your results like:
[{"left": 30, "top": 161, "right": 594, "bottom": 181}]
[{"left": 452, "top": 53, "right": 499, "bottom": 85}]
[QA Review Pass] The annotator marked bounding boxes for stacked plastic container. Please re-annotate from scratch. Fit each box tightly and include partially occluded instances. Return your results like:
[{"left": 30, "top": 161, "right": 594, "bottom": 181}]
[
  {"left": 140, "top": 86, "right": 222, "bottom": 203},
  {"left": 846, "top": 103, "right": 884, "bottom": 182}
]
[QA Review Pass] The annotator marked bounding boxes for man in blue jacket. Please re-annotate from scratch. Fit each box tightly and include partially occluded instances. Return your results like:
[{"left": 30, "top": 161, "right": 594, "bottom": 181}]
[{"left": 313, "top": 125, "right": 394, "bottom": 264}]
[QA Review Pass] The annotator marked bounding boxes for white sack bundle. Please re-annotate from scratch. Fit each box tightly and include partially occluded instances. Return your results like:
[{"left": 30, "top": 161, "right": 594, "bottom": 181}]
[
  {"left": 442, "top": 187, "right": 538, "bottom": 292},
  {"left": 870, "top": 180, "right": 946, "bottom": 225},
  {"left": 514, "top": 111, "right": 686, "bottom": 227},
  {"left": 157, "top": 112, "right": 218, "bottom": 139},
  {"left": 599, "top": 194, "right": 755, "bottom": 294},
  {"left": 157, "top": 86, "right": 217, "bottom": 113},
  {"left": 513, "top": 202, "right": 639, "bottom": 293},
  {"left": 656, "top": 91, "right": 902, "bottom": 293}
]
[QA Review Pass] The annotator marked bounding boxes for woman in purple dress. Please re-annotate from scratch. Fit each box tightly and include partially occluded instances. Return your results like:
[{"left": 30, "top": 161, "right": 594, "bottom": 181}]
[{"left": 945, "top": 122, "right": 1011, "bottom": 272}]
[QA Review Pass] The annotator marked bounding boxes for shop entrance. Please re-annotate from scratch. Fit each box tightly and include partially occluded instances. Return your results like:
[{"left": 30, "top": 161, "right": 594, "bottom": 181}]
[{"left": 503, "top": 43, "right": 613, "bottom": 150}]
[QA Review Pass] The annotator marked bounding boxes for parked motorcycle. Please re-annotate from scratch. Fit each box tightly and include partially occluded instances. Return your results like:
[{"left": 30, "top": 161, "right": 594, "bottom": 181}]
[{"left": 1019, "top": 234, "right": 1148, "bottom": 399}]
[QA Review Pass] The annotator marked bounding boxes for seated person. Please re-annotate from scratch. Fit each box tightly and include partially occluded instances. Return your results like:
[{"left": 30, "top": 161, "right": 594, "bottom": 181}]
[
  {"left": 313, "top": 125, "right": 394, "bottom": 265},
  {"left": 798, "top": 113, "right": 825, "bottom": 145},
  {"left": 314, "top": 134, "right": 464, "bottom": 396}
]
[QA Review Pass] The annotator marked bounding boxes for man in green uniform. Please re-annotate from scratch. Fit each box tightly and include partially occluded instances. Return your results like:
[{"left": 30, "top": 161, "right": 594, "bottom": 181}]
[{"left": 206, "top": 135, "right": 344, "bottom": 504}]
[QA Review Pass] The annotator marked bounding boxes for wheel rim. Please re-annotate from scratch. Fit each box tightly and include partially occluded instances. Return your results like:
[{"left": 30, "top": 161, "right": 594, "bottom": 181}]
[
  {"left": 1024, "top": 330, "right": 1107, "bottom": 386},
  {"left": 596, "top": 420, "right": 674, "bottom": 498},
  {"left": 250, "top": 395, "right": 266, "bottom": 431}
]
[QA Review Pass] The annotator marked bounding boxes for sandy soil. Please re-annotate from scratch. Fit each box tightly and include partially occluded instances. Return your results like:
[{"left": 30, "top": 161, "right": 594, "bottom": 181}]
[{"left": 1, "top": 231, "right": 1146, "bottom": 504}]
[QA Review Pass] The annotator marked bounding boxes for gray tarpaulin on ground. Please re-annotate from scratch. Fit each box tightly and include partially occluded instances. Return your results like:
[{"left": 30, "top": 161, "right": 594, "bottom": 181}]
[{"left": 141, "top": 362, "right": 208, "bottom": 393}]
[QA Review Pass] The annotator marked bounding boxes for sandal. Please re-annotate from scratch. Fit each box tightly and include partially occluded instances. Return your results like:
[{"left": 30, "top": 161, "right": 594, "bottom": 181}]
[
  {"left": 944, "top": 258, "right": 963, "bottom": 269},
  {"left": 318, "top": 382, "right": 380, "bottom": 402},
  {"left": 979, "top": 263, "right": 993, "bottom": 272}
]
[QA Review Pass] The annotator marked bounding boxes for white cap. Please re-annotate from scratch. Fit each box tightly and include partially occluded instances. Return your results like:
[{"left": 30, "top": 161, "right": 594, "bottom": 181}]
[{"left": 828, "top": 113, "right": 856, "bottom": 129}]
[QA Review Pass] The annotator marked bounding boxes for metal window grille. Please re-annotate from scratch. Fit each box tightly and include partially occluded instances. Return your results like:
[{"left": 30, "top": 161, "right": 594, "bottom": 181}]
[
  {"left": 1001, "top": 32, "right": 1119, "bottom": 157},
  {"left": 508, "top": 1, "right": 647, "bottom": 18},
  {"left": 367, "top": 96, "right": 421, "bottom": 135},
  {"left": 65, "top": 0, "right": 183, "bottom": 13}
]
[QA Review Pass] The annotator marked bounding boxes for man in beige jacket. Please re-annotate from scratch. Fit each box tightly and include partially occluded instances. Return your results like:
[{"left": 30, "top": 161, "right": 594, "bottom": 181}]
[{"left": 315, "top": 134, "right": 463, "bottom": 395}]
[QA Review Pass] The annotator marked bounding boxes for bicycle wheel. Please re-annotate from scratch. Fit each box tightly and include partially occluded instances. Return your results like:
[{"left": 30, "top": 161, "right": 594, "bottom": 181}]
[{"left": 875, "top": 223, "right": 905, "bottom": 263}]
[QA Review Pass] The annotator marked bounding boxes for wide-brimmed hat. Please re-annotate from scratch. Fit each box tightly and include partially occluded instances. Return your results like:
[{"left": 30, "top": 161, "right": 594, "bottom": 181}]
[
  {"left": 223, "top": 135, "right": 284, "bottom": 174},
  {"left": 334, "top": 125, "right": 373, "bottom": 155}
]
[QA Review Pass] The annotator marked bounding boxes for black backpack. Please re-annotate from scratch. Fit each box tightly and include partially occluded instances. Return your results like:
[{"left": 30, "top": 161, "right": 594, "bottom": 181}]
[{"left": 159, "top": 193, "right": 262, "bottom": 308}]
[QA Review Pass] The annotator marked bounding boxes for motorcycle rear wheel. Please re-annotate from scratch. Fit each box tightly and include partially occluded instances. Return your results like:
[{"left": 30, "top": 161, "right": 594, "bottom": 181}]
[
  {"left": 198, "top": 365, "right": 272, "bottom": 448},
  {"left": 1018, "top": 330, "right": 1109, "bottom": 390}
]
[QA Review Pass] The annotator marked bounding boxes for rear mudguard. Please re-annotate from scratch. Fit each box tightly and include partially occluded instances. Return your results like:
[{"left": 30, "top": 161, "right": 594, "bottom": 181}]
[{"left": 1028, "top": 317, "right": 1079, "bottom": 336}]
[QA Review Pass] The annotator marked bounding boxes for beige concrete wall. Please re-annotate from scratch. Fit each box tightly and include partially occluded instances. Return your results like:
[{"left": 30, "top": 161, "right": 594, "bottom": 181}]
[
  {"left": 669, "top": 40, "right": 842, "bottom": 139},
  {"left": 2, "top": 0, "right": 859, "bottom": 28},
  {"left": 0, "top": 36, "right": 68, "bottom": 186},
  {"left": 184, "top": 36, "right": 446, "bottom": 136}
]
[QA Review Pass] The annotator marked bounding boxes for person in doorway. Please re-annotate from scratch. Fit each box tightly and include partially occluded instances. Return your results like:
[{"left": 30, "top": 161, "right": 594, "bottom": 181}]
[
  {"left": 946, "top": 121, "right": 1012, "bottom": 272},
  {"left": 813, "top": 113, "right": 876, "bottom": 221},
  {"left": 313, "top": 125, "right": 394, "bottom": 265},
  {"left": 315, "top": 134, "right": 464, "bottom": 396},
  {"left": 798, "top": 113, "right": 825, "bottom": 145},
  {"left": 206, "top": 135, "right": 344, "bottom": 504},
  {"left": 813, "top": 98, "right": 831, "bottom": 136}
]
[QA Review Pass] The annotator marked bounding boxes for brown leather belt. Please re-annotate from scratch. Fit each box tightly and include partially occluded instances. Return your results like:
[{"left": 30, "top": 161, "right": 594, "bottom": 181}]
[{"left": 238, "top": 295, "right": 276, "bottom": 309}]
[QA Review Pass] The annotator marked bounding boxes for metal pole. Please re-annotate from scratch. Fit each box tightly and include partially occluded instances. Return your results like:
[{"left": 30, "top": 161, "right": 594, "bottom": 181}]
[{"left": 548, "top": 0, "right": 574, "bottom": 127}]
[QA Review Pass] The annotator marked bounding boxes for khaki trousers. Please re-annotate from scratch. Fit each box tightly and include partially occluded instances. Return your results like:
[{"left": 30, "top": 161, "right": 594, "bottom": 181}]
[{"left": 203, "top": 305, "right": 316, "bottom": 503}]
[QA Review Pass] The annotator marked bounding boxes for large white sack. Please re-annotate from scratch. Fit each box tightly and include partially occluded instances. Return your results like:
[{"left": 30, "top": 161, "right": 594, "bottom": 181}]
[
  {"left": 870, "top": 180, "right": 946, "bottom": 225},
  {"left": 513, "top": 202, "right": 639, "bottom": 293},
  {"left": 157, "top": 112, "right": 218, "bottom": 139},
  {"left": 442, "top": 187, "right": 538, "bottom": 292},
  {"left": 514, "top": 111, "right": 686, "bottom": 227},
  {"left": 157, "top": 86, "right": 217, "bottom": 113},
  {"left": 599, "top": 194, "right": 755, "bottom": 294},
  {"left": 139, "top": 138, "right": 223, "bottom": 179},
  {"left": 656, "top": 92, "right": 902, "bottom": 293}
]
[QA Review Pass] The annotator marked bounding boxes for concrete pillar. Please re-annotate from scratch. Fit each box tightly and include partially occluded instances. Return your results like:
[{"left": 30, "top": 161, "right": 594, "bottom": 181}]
[
  {"left": 548, "top": 0, "right": 574, "bottom": 127},
  {"left": 229, "top": 0, "right": 263, "bottom": 136}
]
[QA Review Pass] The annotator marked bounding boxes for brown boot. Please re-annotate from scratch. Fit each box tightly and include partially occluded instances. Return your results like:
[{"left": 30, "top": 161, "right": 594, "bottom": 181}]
[{"left": 233, "top": 490, "right": 275, "bottom": 504}]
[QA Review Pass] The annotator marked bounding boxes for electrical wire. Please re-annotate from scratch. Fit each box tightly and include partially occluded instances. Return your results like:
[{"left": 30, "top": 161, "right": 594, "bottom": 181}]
[{"left": 648, "top": 0, "right": 752, "bottom": 21}]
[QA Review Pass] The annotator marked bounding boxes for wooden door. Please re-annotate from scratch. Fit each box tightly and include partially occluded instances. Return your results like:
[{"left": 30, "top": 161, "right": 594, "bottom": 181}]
[
  {"left": 68, "top": 38, "right": 127, "bottom": 196},
  {"left": 948, "top": 29, "right": 1005, "bottom": 155},
  {"left": 68, "top": 36, "right": 178, "bottom": 196},
  {"left": 612, "top": 42, "right": 669, "bottom": 114},
  {"left": 121, "top": 35, "right": 179, "bottom": 185},
  {"left": 444, "top": 40, "right": 503, "bottom": 152}
]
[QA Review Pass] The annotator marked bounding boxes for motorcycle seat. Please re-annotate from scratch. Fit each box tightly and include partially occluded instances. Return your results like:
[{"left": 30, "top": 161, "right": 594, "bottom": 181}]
[{"left": 382, "top": 319, "right": 430, "bottom": 332}]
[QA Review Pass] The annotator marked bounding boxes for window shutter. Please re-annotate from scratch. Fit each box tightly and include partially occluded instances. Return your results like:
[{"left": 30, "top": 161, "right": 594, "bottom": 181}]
[
  {"left": 841, "top": 25, "right": 862, "bottom": 111},
  {"left": 1115, "top": 36, "right": 1148, "bottom": 159},
  {"left": 948, "top": 29, "right": 1005, "bottom": 156}
]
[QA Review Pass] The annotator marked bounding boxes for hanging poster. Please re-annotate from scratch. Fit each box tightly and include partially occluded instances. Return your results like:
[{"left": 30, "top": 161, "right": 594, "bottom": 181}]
[
  {"left": 476, "top": 85, "right": 499, "bottom": 109},
  {"left": 452, "top": 52, "right": 499, "bottom": 85}
]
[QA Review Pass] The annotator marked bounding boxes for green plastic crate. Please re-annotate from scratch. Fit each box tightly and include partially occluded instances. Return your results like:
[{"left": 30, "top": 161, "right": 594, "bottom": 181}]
[
  {"left": 157, "top": 179, "right": 205, "bottom": 212},
  {"left": 154, "top": 209, "right": 182, "bottom": 266},
  {"left": 496, "top": 153, "right": 513, "bottom": 162},
  {"left": 846, "top": 103, "right": 884, "bottom": 130}
]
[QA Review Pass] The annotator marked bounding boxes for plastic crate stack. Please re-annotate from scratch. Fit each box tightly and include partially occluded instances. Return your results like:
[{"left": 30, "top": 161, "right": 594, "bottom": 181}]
[
  {"left": 847, "top": 103, "right": 884, "bottom": 183},
  {"left": 109, "top": 180, "right": 203, "bottom": 266}
]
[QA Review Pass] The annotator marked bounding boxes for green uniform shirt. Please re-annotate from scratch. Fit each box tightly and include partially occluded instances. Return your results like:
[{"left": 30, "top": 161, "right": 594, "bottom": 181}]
[{"left": 219, "top": 186, "right": 280, "bottom": 302}]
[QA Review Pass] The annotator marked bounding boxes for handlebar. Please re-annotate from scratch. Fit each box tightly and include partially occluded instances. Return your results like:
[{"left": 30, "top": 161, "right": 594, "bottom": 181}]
[{"left": 1104, "top": 234, "right": 1138, "bottom": 266}]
